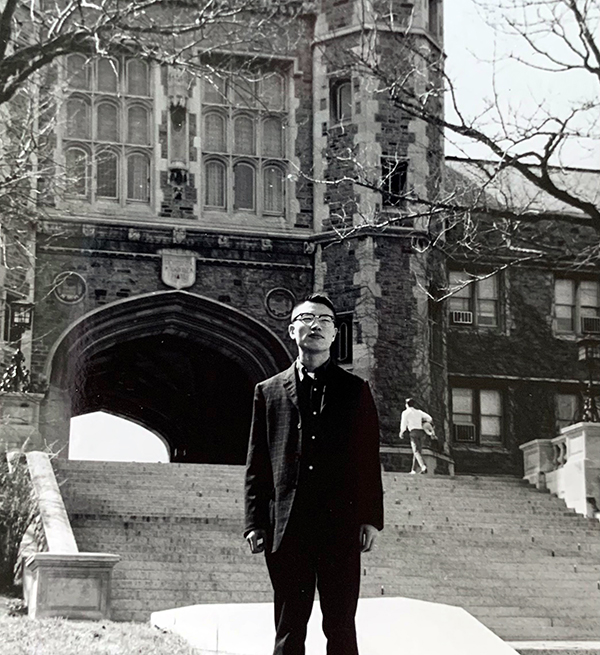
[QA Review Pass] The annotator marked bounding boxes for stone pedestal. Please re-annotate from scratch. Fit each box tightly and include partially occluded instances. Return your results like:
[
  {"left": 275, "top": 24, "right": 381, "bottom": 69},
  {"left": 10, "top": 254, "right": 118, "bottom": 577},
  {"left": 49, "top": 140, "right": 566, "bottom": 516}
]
[
  {"left": 0, "top": 392, "right": 45, "bottom": 452},
  {"left": 519, "top": 439, "right": 555, "bottom": 488},
  {"left": 23, "top": 552, "right": 120, "bottom": 620},
  {"left": 521, "top": 423, "right": 600, "bottom": 518}
]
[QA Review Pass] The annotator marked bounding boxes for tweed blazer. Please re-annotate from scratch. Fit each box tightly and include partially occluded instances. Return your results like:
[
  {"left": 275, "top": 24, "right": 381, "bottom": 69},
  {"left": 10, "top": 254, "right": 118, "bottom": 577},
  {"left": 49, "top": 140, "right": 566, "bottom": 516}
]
[{"left": 244, "top": 362, "right": 384, "bottom": 553}]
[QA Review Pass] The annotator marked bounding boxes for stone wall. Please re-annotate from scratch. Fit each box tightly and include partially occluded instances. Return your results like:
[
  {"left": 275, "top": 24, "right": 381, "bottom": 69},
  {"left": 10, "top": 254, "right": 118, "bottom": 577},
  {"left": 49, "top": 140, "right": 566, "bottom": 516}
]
[{"left": 32, "top": 222, "right": 313, "bottom": 383}]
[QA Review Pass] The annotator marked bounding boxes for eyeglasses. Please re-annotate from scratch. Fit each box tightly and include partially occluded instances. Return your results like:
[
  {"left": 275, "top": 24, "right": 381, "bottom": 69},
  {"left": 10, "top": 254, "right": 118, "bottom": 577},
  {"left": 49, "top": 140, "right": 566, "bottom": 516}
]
[{"left": 292, "top": 313, "right": 336, "bottom": 327}]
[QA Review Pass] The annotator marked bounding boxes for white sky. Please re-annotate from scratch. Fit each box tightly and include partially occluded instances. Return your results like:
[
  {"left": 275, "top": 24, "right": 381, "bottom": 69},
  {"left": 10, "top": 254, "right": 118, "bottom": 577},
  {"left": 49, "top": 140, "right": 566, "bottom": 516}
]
[
  {"left": 69, "top": 412, "right": 169, "bottom": 462},
  {"left": 444, "top": 0, "right": 600, "bottom": 168}
]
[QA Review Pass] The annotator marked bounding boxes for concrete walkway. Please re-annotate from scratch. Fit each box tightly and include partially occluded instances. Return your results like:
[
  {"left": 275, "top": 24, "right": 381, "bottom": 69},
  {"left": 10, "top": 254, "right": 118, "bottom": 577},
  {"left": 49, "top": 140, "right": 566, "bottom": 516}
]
[{"left": 152, "top": 596, "right": 519, "bottom": 655}]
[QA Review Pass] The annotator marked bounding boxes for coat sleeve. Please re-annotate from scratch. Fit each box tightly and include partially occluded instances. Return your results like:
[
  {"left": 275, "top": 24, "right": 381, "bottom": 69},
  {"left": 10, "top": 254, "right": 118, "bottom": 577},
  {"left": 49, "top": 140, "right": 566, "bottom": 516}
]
[
  {"left": 244, "top": 383, "right": 274, "bottom": 538},
  {"left": 355, "top": 381, "right": 384, "bottom": 531}
]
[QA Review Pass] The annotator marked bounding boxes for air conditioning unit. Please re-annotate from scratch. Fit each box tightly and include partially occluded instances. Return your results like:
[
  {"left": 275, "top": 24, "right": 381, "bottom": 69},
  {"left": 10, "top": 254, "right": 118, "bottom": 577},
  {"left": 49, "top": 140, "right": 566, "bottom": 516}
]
[
  {"left": 581, "top": 316, "right": 600, "bottom": 334},
  {"left": 453, "top": 423, "right": 476, "bottom": 442},
  {"left": 451, "top": 311, "right": 473, "bottom": 325}
]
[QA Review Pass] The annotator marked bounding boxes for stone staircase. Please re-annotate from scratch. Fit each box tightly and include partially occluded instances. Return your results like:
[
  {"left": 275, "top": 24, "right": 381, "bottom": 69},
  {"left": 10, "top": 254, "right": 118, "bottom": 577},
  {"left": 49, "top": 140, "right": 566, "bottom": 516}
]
[{"left": 53, "top": 460, "right": 600, "bottom": 642}]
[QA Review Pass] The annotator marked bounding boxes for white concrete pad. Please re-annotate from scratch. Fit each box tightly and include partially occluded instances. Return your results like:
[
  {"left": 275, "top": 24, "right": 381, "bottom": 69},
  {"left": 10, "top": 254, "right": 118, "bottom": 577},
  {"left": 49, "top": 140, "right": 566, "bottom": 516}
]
[{"left": 151, "top": 596, "right": 519, "bottom": 655}]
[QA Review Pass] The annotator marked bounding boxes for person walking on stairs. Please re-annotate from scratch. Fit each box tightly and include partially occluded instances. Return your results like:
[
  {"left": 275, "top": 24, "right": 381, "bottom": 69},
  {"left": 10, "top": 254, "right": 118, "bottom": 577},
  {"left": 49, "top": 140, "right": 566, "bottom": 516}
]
[{"left": 400, "top": 397, "right": 432, "bottom": 474}]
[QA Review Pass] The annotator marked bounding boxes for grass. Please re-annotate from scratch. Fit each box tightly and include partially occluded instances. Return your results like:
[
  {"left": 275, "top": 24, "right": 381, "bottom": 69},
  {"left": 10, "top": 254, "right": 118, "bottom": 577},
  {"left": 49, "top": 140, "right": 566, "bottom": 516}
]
[{"left": 0, "top": 593, "right": 198, "bottom": 655}]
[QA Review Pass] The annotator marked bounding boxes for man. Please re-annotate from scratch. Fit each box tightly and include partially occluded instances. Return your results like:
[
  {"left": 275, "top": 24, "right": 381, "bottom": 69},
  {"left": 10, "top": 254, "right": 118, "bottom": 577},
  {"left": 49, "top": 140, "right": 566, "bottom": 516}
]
[
  {"left": 244, "top": 293, "right": 384, "bottom": 655},
  {"left": 399, "top": 397, "right": 432, "bottom": 474}
]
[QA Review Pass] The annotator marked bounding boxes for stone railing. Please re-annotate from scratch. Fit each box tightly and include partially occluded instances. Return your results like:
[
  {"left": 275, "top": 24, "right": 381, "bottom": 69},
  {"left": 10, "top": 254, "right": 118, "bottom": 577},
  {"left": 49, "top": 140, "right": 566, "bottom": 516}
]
[
  {"left": 22, "top": 451, "right": 120, "bottom": 619},
  {"left": 520, "top": 422, "right": 600, "bottom": 518}
]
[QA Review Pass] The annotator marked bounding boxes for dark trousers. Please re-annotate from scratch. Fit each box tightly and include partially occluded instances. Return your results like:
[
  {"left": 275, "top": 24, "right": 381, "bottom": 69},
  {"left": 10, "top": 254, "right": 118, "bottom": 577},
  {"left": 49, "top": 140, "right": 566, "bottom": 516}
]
[{"left": 265, "top": 508, "right": 361, "bottom": 655}]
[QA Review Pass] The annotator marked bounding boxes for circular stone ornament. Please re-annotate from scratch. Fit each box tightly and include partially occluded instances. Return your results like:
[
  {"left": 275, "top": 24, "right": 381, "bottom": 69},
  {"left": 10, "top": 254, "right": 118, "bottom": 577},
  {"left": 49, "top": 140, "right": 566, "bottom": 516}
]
[
  {"left": 53, "top": 271, "right": 87, "bottom": 304},
  {"left": 265, "top": 287, "right": 296, "bottom": 320}
]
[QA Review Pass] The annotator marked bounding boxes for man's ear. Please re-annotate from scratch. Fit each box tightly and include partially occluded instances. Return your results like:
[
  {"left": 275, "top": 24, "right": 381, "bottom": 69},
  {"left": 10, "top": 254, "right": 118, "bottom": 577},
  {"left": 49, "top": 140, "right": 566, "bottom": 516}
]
[{"left": 288, "top": 323, "right": 296, "bottom": 339}]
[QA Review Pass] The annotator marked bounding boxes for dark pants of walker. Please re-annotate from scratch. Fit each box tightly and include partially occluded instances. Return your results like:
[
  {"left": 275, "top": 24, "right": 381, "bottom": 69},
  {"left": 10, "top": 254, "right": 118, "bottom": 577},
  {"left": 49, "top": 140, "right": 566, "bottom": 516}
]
[
  {"left": 409, "top": 428, "right": 425, "bottom": 453},
  {"left": 265, "top": 512, "right": 361, "bottom": 655}
]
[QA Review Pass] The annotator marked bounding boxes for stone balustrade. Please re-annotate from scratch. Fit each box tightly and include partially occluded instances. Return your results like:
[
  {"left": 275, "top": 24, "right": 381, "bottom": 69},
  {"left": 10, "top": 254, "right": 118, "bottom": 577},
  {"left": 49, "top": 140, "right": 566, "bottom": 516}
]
[
  {"left": 520, "top": 422, "right": 600, "bottom": 519},
  {"left": 22, "top": 451, "right": 120, "bottom": 619}
]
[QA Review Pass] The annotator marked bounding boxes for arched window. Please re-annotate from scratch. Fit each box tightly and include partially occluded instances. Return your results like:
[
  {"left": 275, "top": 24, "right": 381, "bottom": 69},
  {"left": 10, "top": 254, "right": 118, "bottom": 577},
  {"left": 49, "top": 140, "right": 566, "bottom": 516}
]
[
  {"left": 96, "top": 150, "right": 119, "bottom": 198},
  {"left": 233, "top": 77, "right": 257, "bottom": 107},
  {"left": 98, "top": 59, "right": 118, "bottom": 93},
  {"left": 234, "top": 116, "right": 255, "bottom": 155},
  {"left": 203, "top": 74, "right": 227, "bottom": 104},
  {"left": 199, "top": 63, "right": 289, "bottom": 218},
  {"left": 127, "top": 153, "right": 150, "bottom": 201},
  {"left": 66, "top": 54, "right": 90, "bottom": 90},
  {"left": 97, "top": 102, "right": 119, "bottom": 141},
  {"left": 204, "top": 113, "right": 226, "bottom": 151},
  {"left": 263, "top": 117, "right": 283, "bottom": 157},
  {"left": 128, "top": 105, "right": 149, "bottom": 144},
  {"left": 263, "top": 165, "right": 284, "bottom": 214},
  {"left": 234, "top": 162, "right": 255, "bottom": 210},
  {"left": 65, "top": 147, "right": 88, "bottom": 196},
  {"left": 331, "top": 80, "right": 352, "bottom": 123},
  {"left": 127, "top": 60, "right": 149, "bottom": 96},
  {"left": 205, "top": 160, "right": 226, "bottom": 208},
  {"left": 67, "top": 98, "right": 90, "bottom": 139},
  {"left": 263, "top": 73, "right": 284, "bottom": 110},
  {"left": 62, "top": 55, "right": 153, "bottom": 208}
]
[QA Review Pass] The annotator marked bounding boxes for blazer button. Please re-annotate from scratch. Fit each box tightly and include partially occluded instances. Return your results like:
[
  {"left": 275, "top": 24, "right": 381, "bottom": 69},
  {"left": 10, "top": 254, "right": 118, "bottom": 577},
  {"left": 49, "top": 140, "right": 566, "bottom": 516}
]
[{"left": 297, "top": 422, "right": 301, "bottom": 429}]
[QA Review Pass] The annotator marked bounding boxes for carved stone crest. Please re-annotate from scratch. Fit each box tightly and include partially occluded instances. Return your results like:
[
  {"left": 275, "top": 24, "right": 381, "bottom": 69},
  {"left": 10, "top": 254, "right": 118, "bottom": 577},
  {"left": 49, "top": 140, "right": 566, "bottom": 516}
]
[
  {"left": 159, "top": 249, "right": 196, "bottom": 290},
  {"left": 173, "top": 227, "right": 186, "bottom": 244}
]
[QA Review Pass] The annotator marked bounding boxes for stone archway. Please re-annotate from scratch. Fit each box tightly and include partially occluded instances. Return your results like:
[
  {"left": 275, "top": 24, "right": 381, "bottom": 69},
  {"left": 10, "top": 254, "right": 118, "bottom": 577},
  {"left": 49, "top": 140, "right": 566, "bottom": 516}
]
[{"left": 42, "top": 291, "right": 292, "bottom": 463}]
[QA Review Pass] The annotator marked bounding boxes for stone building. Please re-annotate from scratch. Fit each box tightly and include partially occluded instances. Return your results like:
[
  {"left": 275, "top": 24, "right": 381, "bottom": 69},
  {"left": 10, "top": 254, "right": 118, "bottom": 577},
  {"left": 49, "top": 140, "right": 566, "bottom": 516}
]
[
  {"left": 445, "top": 158, "right": 600, "bottom": 475},
  {"left": 0, "top": 0, "right": 447, "bottom": 470},
  {"left": 1, "top": 0, "right": 598, "bottom": 476}
]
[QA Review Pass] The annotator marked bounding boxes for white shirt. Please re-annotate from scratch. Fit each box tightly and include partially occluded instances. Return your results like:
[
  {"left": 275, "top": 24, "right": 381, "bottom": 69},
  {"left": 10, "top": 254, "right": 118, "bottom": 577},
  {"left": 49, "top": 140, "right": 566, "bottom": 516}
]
[{"left": 400, "top": 407, "right": 432, "bottom": 435}]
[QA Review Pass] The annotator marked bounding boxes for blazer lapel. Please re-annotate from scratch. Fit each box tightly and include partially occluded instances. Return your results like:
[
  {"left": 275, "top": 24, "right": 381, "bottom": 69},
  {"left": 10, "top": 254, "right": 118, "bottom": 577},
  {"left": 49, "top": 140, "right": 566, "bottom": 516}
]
[{"left": 281, "top": 363, "right": 299, "bottom": 409}]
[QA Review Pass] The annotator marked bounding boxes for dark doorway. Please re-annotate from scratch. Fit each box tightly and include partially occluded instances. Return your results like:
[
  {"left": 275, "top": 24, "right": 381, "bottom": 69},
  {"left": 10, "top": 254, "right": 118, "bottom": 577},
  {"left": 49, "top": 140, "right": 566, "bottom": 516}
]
[{"left": 71, "top": 334, "right": 255, "bottom": 464}]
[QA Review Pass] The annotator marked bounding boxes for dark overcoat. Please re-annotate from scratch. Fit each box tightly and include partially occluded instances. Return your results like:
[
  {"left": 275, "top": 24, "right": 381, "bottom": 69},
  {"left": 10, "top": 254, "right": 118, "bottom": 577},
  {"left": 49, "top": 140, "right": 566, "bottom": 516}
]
[{"left": 244, "top": 362, "right": 384, "bottom": 552}]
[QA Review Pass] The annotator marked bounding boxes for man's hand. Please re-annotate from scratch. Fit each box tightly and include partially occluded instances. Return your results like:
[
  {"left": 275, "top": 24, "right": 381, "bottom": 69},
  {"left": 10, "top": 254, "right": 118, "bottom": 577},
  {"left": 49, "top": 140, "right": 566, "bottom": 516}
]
[
  {"left": 246, "top": 529, "right": 267, "bottom": 554},
  {"left": 359, "top": 524, "right": 378, "bottom": 553}
]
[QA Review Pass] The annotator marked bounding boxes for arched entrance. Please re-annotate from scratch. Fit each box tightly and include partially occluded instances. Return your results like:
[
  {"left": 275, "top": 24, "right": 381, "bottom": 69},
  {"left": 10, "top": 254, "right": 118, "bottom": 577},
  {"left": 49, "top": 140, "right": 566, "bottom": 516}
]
[{"left": 44, "top": 291, "right": 292, "bottom": 463}]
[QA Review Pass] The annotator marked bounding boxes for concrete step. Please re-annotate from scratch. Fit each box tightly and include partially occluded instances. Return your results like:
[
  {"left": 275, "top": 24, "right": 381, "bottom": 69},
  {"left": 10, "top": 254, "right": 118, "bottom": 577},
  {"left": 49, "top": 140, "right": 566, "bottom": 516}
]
[
  {"left": 56, "top": 460, "right": 600, "bottom": 640},
  {"left": 511, "top": 642, "right": 600, "bottom": 655}
]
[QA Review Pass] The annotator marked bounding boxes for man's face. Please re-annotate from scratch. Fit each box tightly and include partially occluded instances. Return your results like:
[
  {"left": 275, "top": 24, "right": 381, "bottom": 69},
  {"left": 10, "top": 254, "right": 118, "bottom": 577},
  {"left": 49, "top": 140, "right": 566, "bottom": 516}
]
[{"left": 288, "top": 301, "right": 338, "bottom": 354}]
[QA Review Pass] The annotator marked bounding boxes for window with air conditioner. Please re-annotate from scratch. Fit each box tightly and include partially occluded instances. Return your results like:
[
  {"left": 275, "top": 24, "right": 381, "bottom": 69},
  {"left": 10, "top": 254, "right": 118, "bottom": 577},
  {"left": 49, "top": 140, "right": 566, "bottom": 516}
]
[
  {"left": 448, "top": 271, "right": 499, "bottom": 328},
  {"left": 451, "top": 387, "right": 503, "bottom": 445},
  {"left": 201, "top": 64, "right": 288, "bottom": 218},
  {"left": 61, "top": 54, "right": 153, "bottom": 206},
  {"left": 554, "top": 278, "right": 600, "bottom": 335}
]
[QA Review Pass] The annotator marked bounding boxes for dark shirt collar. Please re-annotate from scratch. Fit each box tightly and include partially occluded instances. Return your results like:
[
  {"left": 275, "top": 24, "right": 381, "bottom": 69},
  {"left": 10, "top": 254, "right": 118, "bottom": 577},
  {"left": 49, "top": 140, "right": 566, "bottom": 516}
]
[{"left": 296, "top": 358, "right": 331, "bottom": 382}]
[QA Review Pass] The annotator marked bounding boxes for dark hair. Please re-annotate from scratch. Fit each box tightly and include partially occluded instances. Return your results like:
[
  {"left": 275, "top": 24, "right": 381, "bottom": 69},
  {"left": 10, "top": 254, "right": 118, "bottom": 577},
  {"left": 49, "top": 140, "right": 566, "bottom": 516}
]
[
  {"left": 292, "top": 293, "right": 337, "bottom": 321},
  {"left": 405, "top": 398, "right": 415, "bottom": 407}
]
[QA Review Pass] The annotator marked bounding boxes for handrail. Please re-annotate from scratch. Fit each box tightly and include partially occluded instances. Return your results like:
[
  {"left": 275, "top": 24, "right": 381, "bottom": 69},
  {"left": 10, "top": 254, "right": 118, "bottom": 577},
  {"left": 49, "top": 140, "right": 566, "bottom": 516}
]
[{"left": 25, "top": 451, "right": 78, "bottom": 553}]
